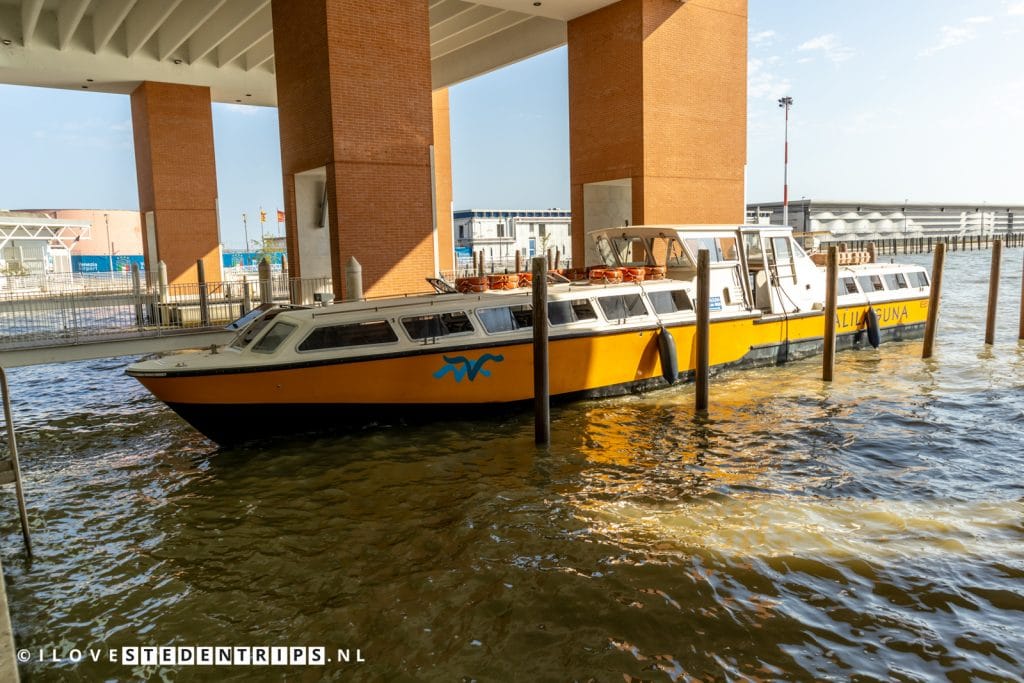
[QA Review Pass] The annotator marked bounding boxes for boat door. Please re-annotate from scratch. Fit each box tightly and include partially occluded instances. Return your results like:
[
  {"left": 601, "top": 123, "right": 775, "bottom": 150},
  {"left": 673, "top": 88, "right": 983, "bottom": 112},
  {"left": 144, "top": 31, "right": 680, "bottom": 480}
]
[{"left": 767, "top": 235, "right": 797, "bottom": 286}]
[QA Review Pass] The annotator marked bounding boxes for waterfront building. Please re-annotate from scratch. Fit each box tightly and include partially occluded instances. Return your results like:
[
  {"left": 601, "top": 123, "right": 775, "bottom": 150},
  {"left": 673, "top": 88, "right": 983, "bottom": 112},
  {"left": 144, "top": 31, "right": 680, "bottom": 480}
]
[
  {"left": 453, "top": 209, "right": 572, "bottom": 269},
  {"left": 747, "top": 200, "right": 1023, "bottom": 240}
]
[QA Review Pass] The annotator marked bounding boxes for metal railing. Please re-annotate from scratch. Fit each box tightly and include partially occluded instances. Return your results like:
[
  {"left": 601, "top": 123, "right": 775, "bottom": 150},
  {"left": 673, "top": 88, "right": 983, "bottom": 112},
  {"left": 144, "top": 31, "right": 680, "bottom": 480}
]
[{"left": 0, "top": 274, "right": 333, "bottom": 349}]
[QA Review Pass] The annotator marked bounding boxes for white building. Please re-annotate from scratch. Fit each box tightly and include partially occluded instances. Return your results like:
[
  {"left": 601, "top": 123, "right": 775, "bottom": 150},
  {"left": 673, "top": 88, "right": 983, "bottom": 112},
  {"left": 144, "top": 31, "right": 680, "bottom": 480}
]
[
  {"left": 747, "top": 200, "right": 1022, "bottom": 240},
  {"left": 453, "top": 209, "right": 572, "bottom": 269}
]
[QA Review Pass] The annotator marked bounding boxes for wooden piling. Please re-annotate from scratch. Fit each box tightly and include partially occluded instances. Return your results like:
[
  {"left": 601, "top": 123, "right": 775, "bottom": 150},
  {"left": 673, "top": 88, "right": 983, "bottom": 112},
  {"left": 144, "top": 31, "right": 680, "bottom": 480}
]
[
  {"left": 1019, "top": 250, "right": 1024, "bottom": 341},
  {"left": 130, "top": 263, "right": 144, "bottom": 329},
  {"left": 922, "top": 242, "right": 945, "bottom": 359},
  {"left": 867, "top": 242, "right": 876, "bottom": 263},
  {"left": 555, "top": 248, "right": 561, "bottom": 269},
  {"left": 531, "top": 256, "right": 550, "bottom": 445},
  {"left": 241, "top": 275, "right": 251, "bottom": 315},
  {"left": 515, "top": 250, "right": 522, "bottom": 274},
  {"left": 985, "top": 239, "right": 1002, "bottom": 345},
  {"left": 823, "top": 246, "right": 838, "bottom": 381},
  {"left": 196, "top": 258, "right": 210, "bottom": 326},
  {"left": 695, "top": 249, "right": 710, "bottom": 414}
]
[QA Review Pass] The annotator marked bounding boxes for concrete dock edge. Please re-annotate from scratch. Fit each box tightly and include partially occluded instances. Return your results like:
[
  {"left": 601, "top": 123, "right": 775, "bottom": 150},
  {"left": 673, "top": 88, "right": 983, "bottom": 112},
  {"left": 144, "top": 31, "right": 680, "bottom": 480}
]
[{"left": 0, "top": 557, "right": 19, "bottom": 682}]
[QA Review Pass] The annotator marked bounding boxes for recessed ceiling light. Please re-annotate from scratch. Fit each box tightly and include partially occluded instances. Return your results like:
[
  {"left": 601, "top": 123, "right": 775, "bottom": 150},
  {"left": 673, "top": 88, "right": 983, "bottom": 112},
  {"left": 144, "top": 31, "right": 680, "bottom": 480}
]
[
  {"left": 245, "top": 93, "right": 252, "bottom": 97},
  {"left": 81, "top": 85, "right": 89, "bottom": 89},
  {"left": 533, "top": 1, "right": 541, "bottom": 5},
  {"left": 86, "top": 78, "right": 94, "bottom": 82},
  {"left": 173, "top": 58, "right": 183, "bottom": 64},
  {"left": 235, "top": 99, "right": 241, "bottom": 103},
  {"left": 1, "top": 39, "right": 12, "bottom": 46}
]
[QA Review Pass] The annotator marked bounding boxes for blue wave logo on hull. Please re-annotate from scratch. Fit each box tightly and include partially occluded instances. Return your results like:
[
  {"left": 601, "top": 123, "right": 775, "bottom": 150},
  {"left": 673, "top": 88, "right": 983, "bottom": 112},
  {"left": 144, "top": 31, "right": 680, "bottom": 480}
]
[{"left": 433, "top": 354, "right": 504, "bottom": 382}]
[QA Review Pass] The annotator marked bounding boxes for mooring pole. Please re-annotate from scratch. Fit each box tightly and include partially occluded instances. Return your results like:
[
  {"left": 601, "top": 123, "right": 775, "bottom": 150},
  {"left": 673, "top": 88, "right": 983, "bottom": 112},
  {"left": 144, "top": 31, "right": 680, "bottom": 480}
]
[
  {"left": 985, "top": 239, "right": 1002, "bottom": 345},
  {"left": 0, "top": 367, "right": 32, "bottom": 557},
  {"left": 131, "top": 263, "right": 144, "bottom": 329},
  {"left": 345, "top": 256, "right": 363, "bottom": 301},
  {"left": 922, "top": 242, "right": 946, "bottom": 359},
  {"left": 515, "top": 250, "right": 522, "bottom": 274},
  {"left": 823, "top": 246, "right": 838, "bottom": 381},
  {"left": 241, "top": 275, "right": 251, "bottom": 316},
  {"left": 1019, "top": 250, "right": 1024, "bottom": 341},
  {"left": 258, "top": 257, "right": 272, "bottom": 304},
  {"left": 867, "top": 242, "right": 876, "bottom": 264},
  {"left": 695, "top": 249, "right": 710, "bottom": 414},
  {"left": 196, "top": 258, "right": 210, "bottom": 327},
  {"left": 532, "top": 256, "right": 550, "bottom": 445}
]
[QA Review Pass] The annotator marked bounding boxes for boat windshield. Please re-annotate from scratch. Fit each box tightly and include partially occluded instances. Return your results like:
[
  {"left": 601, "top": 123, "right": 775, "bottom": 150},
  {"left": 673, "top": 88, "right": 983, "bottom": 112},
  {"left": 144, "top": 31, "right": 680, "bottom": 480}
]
[
  {"left": 683, "top": 236, "right": 739, "bottom": 263},
  {"left": 605, "top": 236, "right": 657, "bottom": 267},
  {"left": 230, "top": 308, "right": 286, "bottom": 349}
]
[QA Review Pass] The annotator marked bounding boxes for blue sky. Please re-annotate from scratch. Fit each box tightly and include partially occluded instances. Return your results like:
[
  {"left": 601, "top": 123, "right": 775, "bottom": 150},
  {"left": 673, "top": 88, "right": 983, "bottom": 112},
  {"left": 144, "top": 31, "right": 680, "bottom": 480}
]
[{"left": 1, "top": 0, "right": 1022, "bottom": 249}]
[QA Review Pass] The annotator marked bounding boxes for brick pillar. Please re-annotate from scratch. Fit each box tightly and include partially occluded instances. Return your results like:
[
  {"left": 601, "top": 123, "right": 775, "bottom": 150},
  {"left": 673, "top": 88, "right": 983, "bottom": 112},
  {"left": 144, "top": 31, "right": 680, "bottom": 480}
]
[
  {"left": 272, "top": 0, "right": 436, "bottom": 299},
  {"left": 568, "top": 0, "right": 747, "bottom": 265},
  {"left": 433, "top": 88, "right": 454, "bottom": 275},
  {"left": 131, "top": 81, "right": 221, "bottom": 285}
]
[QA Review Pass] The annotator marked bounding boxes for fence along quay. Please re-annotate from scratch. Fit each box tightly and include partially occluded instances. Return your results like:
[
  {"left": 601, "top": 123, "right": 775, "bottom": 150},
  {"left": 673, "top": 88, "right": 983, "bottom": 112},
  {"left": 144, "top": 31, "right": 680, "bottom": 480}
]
[{"left": 0, "top": 259, "right": 332, "bottom": 368}]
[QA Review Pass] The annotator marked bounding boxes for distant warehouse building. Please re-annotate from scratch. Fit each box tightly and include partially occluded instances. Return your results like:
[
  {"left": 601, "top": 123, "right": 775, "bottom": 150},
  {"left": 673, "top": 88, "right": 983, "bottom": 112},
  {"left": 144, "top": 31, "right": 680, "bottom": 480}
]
[
  {"left": 747, "top": 200, "right": 1022, "bottom": 240},
  {"left": 454, "top": 209, "right": 572, "bottom": 270}
]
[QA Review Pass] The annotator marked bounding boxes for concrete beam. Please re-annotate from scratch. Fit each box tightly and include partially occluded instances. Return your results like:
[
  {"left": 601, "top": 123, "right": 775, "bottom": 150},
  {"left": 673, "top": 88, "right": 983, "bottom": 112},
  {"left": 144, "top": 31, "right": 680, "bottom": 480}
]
[
  {"left": 93, "top": 0, "right": 138, "bottom": 53},
  {"left": 20, "top": 0, "right": 43, "bottom": 46},
  {"left": 125, "top": 0, "right": 183, "bottom": 57},
  {"left": 244, "top": 34, "right": 274, "bottom": 72},
  {"left": 158, "top": 0, "right": 228, "bottom": 61},
  {"left": 432, "top": 15, "right": 565, "bottom": 88},
  {"left": 216, "top": 5, "right": 272, "bottom": 67},
  {"left": 431, "top": 10, "right": 532, "bottom": 59},
  {"left": 56, "top": 0, "right": 90, "bottom": 51},
  {"left": 187, "top": 0, "right": 269, "bottom": 64}
]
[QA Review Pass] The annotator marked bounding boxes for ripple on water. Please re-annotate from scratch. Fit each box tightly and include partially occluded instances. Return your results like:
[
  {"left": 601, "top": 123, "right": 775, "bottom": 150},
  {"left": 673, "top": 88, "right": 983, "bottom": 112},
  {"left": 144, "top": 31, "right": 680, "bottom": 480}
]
[{"left": 1, "top": 252, "right": 1024, "bottom": 681}]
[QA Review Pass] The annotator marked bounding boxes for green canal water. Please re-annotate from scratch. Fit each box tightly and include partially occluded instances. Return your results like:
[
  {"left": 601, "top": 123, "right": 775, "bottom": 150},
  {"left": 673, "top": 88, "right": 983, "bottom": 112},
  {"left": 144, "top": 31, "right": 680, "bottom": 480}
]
[{"left": 1, "top": 249, "right": 1023, "bottom": 681}]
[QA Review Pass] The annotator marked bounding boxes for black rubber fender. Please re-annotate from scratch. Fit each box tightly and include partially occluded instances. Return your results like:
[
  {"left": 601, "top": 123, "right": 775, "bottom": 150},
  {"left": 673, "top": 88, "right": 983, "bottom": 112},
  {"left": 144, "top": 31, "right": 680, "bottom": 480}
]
[
  {"left": 658, "top": 325, "right": 679, "bottom": 385},
  {"left": 865, "top": 307, "right": 881, "bottom": 348}
]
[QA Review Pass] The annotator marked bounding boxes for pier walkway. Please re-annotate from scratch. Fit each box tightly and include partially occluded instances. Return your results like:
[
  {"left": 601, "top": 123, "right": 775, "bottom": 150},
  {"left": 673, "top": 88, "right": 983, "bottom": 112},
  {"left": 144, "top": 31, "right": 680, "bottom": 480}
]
[{"left": 0, "top": 273, "right": 331, "bottom": 367}]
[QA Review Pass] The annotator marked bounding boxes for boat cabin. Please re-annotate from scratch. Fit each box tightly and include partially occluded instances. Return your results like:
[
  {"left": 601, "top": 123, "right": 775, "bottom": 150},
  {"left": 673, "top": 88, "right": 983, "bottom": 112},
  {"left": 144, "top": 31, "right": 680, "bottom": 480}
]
[{"left": 591, "top": 225, "right": 824, "bottom": 315}]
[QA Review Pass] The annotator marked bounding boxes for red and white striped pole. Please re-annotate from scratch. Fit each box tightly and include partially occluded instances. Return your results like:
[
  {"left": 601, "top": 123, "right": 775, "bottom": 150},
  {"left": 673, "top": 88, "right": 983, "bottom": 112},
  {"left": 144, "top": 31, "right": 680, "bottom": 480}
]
[{"left": 779, "top": 96, "right": 793, "bottom": 227}]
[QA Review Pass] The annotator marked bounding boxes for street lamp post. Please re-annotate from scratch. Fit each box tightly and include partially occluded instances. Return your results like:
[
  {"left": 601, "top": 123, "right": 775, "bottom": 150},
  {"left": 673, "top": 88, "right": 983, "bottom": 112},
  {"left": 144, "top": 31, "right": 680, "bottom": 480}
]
[
  {"left": 242, "top": 213, "right": 250, "bottom": 256},
  {"left": 778, "top": 96, "right": 793, "bottom": 227},
  {"left": 104, "top": 213, "right": 114, "bottom": 280}
]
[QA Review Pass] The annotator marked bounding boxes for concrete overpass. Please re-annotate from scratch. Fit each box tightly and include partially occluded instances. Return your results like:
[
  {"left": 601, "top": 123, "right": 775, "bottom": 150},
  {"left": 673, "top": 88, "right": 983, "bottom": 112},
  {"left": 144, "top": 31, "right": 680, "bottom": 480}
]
[{"left": 0, "top": 0, "right": 747, "bottom": 298}]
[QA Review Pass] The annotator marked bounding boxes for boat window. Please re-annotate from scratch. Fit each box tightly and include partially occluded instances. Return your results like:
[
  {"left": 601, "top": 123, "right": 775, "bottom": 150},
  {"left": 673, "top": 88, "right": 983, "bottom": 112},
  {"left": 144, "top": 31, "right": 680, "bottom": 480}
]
[
  {"left": 857, "top": 274, "right": 885, "bottom": 292},
  {"left": 743, "top": 233, "right": 765, "bottom": 264},
  {"left": 597, "top": 294, "right": 648, "bottom": 320},
  {"left": 231, "top": 309, "right": 283, "bottom": 348},
  {"left": 841, "top": 277, "right": 859, "bottom": 295},
  {"left": 298, "top": 320, "right": 397, "bottom": 351},
  {"left": 251, "top": 322, "right": 297, "bottom": 354},
  {"left": 477, "top": 305, "right": 533, "bottom": 333},
  {"left": 909, "top": 271, "right": 929, "bottom": 287},
  {"left": 548, "top": 299, "right": 598, "bottom": 325},
  {"left": 402, "top": 312, "right": 475, "bottom": 340},
  {"left": 609, "top": 236, "right": 654, "bottom": 267},
  {"left": 648, "top": 290, "right": 693, "bottom": 314},
  {"left": 596, "top": 236, "right": 618, "bottom": 267},
  {"left": 884, "top": 273, "right": 908, "bottom": 290},
  {"left": 666, "top": 240, "right": 694, "bottom": 268},
  {"left": 685, "top": 237, "right": 739, "bottom": 263}
]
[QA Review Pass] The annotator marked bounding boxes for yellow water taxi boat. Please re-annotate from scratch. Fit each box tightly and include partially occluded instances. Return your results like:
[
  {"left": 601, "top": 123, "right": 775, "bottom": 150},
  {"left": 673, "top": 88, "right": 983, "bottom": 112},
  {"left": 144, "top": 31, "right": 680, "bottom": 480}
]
[{"left": 127, "top": 224, "right": 931, "bottom": 444}]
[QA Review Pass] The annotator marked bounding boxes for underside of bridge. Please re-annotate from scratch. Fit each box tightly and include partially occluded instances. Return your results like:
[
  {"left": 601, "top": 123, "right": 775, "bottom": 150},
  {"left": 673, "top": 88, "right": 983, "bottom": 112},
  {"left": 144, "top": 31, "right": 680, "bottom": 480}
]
[{"left": 0, "top": 0, "right": 746, "bottom": 294}]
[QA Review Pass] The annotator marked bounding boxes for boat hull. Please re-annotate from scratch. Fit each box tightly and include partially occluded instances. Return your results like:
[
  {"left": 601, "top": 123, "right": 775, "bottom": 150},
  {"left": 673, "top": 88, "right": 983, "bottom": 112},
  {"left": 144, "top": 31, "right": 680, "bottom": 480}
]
[{"left": 133, "top": 299, "right": 929, "bottom": 444}]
